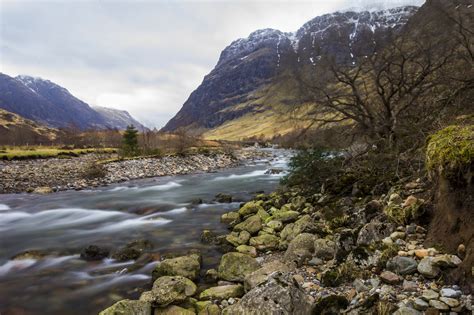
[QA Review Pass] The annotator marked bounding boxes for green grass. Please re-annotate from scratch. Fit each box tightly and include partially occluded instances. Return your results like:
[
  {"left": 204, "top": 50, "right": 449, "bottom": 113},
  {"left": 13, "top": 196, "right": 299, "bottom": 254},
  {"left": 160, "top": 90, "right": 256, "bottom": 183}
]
[{"left": 0, "top": 147, "right": 117, "bottom": 160}]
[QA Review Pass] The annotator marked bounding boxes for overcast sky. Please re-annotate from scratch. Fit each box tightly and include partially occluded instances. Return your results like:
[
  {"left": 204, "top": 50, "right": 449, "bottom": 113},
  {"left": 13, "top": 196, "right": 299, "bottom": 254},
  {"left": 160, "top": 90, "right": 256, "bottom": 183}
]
[{"left": 0, "top": 0, "right": 425, "bottom": 128}]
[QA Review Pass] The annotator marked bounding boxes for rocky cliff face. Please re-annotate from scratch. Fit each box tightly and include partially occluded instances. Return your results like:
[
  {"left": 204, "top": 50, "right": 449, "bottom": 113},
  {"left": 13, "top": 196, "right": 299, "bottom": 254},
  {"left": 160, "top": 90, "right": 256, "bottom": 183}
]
[{"left": 163, "top": 6, "right": 418, "bottom": 135}]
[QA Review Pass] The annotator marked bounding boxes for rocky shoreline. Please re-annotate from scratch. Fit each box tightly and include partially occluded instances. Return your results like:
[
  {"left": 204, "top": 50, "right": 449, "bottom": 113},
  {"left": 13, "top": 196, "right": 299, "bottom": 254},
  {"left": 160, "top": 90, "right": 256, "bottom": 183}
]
[
  {"left": 98, "top": 180, "right": 472, "bottom": 315},
  {"left": 0, "top": 148, "right": 270, "bottom": 194}
]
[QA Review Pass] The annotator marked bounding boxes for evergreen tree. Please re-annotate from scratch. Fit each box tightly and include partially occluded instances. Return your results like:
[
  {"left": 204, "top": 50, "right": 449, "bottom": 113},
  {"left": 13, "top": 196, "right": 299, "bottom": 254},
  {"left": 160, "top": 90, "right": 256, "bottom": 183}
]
[{"left": 122, "top": 125, "right": 139, "bottom": 155}]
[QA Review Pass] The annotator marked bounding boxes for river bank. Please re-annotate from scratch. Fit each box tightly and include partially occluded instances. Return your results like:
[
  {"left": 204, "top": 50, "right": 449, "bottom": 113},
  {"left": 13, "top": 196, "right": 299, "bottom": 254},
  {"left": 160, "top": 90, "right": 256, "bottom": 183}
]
[{"left": 0, "top": 148, "right": 271, "bottom": 194}]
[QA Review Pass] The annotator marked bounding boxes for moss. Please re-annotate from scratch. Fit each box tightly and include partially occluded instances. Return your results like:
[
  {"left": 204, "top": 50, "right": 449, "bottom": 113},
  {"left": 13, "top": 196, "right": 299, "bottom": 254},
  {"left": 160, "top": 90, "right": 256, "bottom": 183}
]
[
  {"left": 321, "top": 261, "right": 361, "bottom": 287},
  {"left": 426, "top": 125, "right": 474, "bottom": 177},
  {"left": 384, "top": 200, "right": 424, "bottom": 225},
  {"left": 378, "top": 244, "right": 400, "bottom": 269}
]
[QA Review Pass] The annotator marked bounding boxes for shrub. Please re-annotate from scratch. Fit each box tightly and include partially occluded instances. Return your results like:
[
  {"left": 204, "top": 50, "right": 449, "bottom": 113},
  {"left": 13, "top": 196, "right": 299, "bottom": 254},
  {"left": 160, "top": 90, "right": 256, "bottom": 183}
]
[{"left": 83, "top": 163, "right": 107, "bottom": 179}]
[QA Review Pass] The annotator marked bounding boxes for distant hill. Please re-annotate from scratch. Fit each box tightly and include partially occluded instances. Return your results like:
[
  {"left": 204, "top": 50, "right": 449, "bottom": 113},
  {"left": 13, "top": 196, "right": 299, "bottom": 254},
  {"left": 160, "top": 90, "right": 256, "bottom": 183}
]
[
  {"left": 0, "top": 73, "right": 146, "bottom": 131},
  {"left": 0, "top": 109, "right": 57, "bottom": 144},
  {"left": 93, "top": 106, "right": 147, "bottom": 131}
]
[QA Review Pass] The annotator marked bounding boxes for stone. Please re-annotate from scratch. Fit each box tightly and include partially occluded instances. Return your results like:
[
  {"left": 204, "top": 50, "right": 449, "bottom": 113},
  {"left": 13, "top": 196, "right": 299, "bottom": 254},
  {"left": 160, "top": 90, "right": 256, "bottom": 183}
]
[
  {"left": 414, "top": 249, "right": 429, "bottom": 259},
  {"left": 200, "top": 230, "right": 219, "bottom": 244},
  {"left": 199, "top": 284, "right": 244, "bottom": 300},
  {"left": 249, "top": 234, "right": 280, "bottom": 250},
  {"left": 428, "top": 300, "right": 449, "bottom": 311},
  {"left": 204, "top": 269, "right": 218, "bottom": 282},
  {"left": 144, "top": 276, "right": 196, "bottom": 307},
  {"left": 215, "top": 193, "right": 232, "bottom": 203},
  {"left": 393, "top": 306, "right": 422, "bottom": 315},
  {"left": 314, "top": 238, "right": 336, "bottom": 261},
  {"left": 457, "top": 244, "right": 466, "bottom": 258},
  {"left": 99, "top": 299, "right": 151, "bottom": 315},
  {"left": 33, "top": 186, "right": 53, "bottom": 194},
  {"left": 439, "top": 297, "right": 460, "bottom": 308},
  {"left": 402, "top": 280, "right": 418, "bottom": 292},
  {"left": 154, "top": 305, "right": 195, "bottom": 315},
  {"left": 283, "top": 233, "right": 316, "bottom": 266},
  {"left": 440, "top": 288, "right": 461, "bottom": 298},
  {"left": 217, "top": 252, "right": 259, "bottom": 282},
  {"left": 256, "top": 208, "right": 270, "bottom": 221},
  {"left": 357, "top": 222, "right": 394, "bottom": 246},
  {"left": 422, "top": 289, "right": 439, "bottom": 300},
  {"left": 389, "top": 193, "right": 403, "bottom": 205},
  {"left": 266, "top": 220, "right": 283, "bottom": 231},
  {"left": 417, "top": 257, "right": 440, "bottom": 278},
  {"left": 236, "top": 245, "right": 257, "bottom": 257},
  {"left": 80, "top": 245, "right": 109, "bottom": 261},
  {"left": 112, "top": 239, "right": 153, "bottom": 261},
  {"left": 387, "top": 256, "right": 418, "bottom": 275},
  {"left": 353, "top": 279, "right": 368, "bottom": 293},
  {"left": 244, "top": 260, "right": 291, "bottom": 290},
  {"left": 432, "top": 254, "right": 462, "bottom": 268},
  {"left": 197, "top": 304, "right": 220, "bottom": 315},
  {"left": 226, "top": 231, "right": 251, "bottom": 247},
  {"left": 279, "top": 215, "right": 317, "bottom": 247},
  {"left": 222, "top": 273, "right": 313, "bottom": 315},
  {"left": 390, "top": 231, "right": 406, "bottom": 241},
  {"left": 365, "top": 200, "right": 382, "bottom": 218},
  {"left": 313, "top": 295, "right": 349, "bottom": 315},
  {"left": 272, "top": 210, "right": 300, "bottom": 223},
  {"left": 220, "top": 212, "right": 240, "bottom": 226},
  {"left": 238, "top": 201, "right": 264, "bottom": 217},
  {"left": 413, "top": 298, "right": 429, "bottom": 311},
  {"left": 380, "top": 271, "right": 401, "bottom": 284},
  {"left": 152, "top": 254, "right": 201, "bottom": 281},
  {"left": 233, "top": 215, "right": 262, "bottom": 235}
]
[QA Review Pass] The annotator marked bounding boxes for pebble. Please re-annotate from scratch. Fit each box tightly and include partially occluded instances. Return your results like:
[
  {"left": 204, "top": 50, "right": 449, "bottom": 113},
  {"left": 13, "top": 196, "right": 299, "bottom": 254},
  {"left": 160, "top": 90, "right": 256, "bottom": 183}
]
[
  {"left": 429, "top": 299, "right": 449, "bottom": 311},
  {"left": 414, "top": 298, "right": 429, "bottom": 311},
  {"left": 380, "top": 271, "right": 401, "bottom": 284},
  {"left": 422, "top": 289, "right": 439, "bottom": 301},
  {"left": 439, "top": 297, "right": 460, "bottom": 308},
  {"left": 440, "top": 288, "right": 461, "bottom": 298}
]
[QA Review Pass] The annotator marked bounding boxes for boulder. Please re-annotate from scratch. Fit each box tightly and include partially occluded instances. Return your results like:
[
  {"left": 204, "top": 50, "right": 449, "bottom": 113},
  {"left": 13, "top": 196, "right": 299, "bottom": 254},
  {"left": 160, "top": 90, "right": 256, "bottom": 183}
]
[
  {"left": 431, "top": 254, "right": 462, "bottom": 268},
  {"left": 141, "top": 276, "right": 196, "bottom": 307},
  {"left": 266, "top": 220, "right": 283, "bottom": 231},
  {"left": 236, "top": 245, "right": 257, "bottom": 257},
  {"left": 33, "top": 186, "right": 53, "bottom": 194},
  {"left": 223, "top": 273, "right": 313, "bottom": 314},
  {"left": 279, "top": 215, "right": 316, "bottom": 247},
  {"left": 112, "top": 239, "right": 153, "bottom": 261},
  {"left": 217, "top": 252, "right": 259, "bottom": 282},
  {"left": 238, "top": 201, "right": 264, "bottom": 217},
  {"left": 284, "top": 233, "right": 316, "bottom": 266},
  {"left": 99, "top": 299, "right": 151, "bottom": 315},
  {"left": 272, "top": 210, "right": 300, "bottom": 223},
  {"left": 249, "top": 234, "right": 280, "bottom": 251},
  {"left": 256, "top": 209, "right": 270, "bottom": 221},
  {"left": 152, "top": 254, "right": 201, "bottom": 281},
  {"left": 386, "top": 256, "right": 418, "bottom": 275},
  {"left": 80, "top": 245, "right": 109, "bottom": 261},
  {"left": 199, "top": 284, "right": 244, "bottom": 300},
  {"left": 357, "top": 222, "right": 394, "bottom": 246},
  {"left": 417, "top": 257, "right": 440, "bottom": 278},
  {"left": 215, "top": 193, "right": 232, "bottom": 203},
  {"left": 312, "top": 295, "right": 349, "bottom": 315},
  {"left": 244, "top": 260, "right": 291, "bottom": 290},
  {"left": 313, "top": 238, "right": 336, "bottom": 261},
  {"left": 220, "top": 211, "right": 240, "bottom": 226},
  {"left": 200, "top": 230, "right": 219, "bottom": 245},
  {"left": 233, "top": 215, "right": 262, "bottom": 235},
  {"left": 226, "top": 231, "right": 251, "bottom": 247},
  {"left": 154, "top": 305, "right": 195, "bottom": 315}
]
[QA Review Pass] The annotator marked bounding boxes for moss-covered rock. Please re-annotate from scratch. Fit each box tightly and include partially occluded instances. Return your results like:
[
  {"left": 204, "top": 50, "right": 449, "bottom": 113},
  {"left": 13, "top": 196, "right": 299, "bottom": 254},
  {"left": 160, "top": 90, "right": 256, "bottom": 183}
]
[
  {"left": 284, "top": 233, "right": 316, "bottom": 266},
  {"left": 266, "top": 220, "right": 283, "bottom": 231},
  {"left": 225, "top": 231, "right": 251, "bottom": 247},
  {"left": 152, "top": 254, "right": 201, "bottom": 281},
  {"left": 140, "top": 276, "right": 196, "bottom": 307},
  {"left": 236, "top": 245, "right": 257, "bottom": 257},
  {"left": 384, "top": 197, "right": 424, "bottom": 225},
  {"left": 279, "top": 215, "right": 315, "bottom": 248},
  {"left": 271, "top": 210, "right": 300, "bottom": 223},
  {"left": 243, "top": 260, "right": 291, "bottom": 290},
  {"left": 220, "top": 211, "right": 240, "bottom": 227},
  {"left": 426, "top": 125, "right": 474, "bottom": 178},
  {"left": 154, "top": 305, "right": 195, "bottom": 315},
  {"left": 256, "top": 208, "right": 270, "bottom": 221},
  {"left": 313, "top": 295, "right": 349, "bottom": 314},
  {"left": 233, "top": 215, "right": 262, "bottom": 235},
  {"left": 249, "top": 234, "right": 280, "bottom": 251},
  {"left": 238, "top": 201, "right": 264, "bottom": 217},
  {"left": 199, "top": 284, "right": 244, "bottom": 300},
  {"left": 99, "top": 299, "right": 151, "bottom": 315},
  {"left": 217, "top": 252, "right": 259, "bottom": 282}
]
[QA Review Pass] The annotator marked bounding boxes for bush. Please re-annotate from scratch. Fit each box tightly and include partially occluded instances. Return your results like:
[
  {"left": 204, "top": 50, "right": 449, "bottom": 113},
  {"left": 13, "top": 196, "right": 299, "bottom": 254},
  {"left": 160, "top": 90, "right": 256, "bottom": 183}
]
[{"left": 83, "top": 163, "right": 107, "bottom": 179}]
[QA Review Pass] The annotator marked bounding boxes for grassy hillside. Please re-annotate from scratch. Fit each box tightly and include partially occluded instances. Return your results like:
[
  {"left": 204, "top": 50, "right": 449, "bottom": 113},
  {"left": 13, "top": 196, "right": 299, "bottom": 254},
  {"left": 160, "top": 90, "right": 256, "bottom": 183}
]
[{"left": 0, "top": 109, "right": 58, "bottom": 144}]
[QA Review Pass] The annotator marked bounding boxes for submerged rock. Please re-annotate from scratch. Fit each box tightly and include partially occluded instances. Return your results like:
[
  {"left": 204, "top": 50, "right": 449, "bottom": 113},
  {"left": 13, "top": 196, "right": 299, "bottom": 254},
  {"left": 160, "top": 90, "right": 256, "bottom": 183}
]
[
  {"left": 80, "top": 245, "right": 110, "bottom": 261},
  {"left": 112, "top": 239, "right": 153, "bottom": 261},
  {"left": 152, "top": 254, "right": 201, "bottom": 281}
]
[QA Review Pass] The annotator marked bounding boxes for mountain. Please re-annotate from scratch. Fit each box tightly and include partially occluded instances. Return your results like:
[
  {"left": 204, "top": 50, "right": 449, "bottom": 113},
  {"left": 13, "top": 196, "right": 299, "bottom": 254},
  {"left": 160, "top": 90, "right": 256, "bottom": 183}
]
[
  {"left": 163, "top": 6, "right": 418, "bottom": 139},
  {"left": 93, "top": 106, "right": 147, "bottom": 131},
  {"left": 0, "top": 73, "right": 147, "bottom": 131},
  {"left": 0, "top": 109, "right": 57, "bottom": 144}
]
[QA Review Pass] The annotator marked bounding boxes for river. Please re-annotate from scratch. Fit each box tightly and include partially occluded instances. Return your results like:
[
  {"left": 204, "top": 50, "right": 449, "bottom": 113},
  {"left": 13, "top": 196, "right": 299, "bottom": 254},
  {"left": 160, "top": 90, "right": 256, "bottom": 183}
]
[{"left": 0, "top": 149, "right": 290, "bottom": 315}]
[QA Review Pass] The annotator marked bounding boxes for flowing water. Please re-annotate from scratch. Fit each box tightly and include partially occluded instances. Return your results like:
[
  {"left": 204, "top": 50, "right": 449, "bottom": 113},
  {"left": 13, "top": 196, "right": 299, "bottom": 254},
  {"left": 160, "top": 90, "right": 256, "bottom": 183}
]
[{"left": 0, "top": 149, "right": 290, "bottom": 315}]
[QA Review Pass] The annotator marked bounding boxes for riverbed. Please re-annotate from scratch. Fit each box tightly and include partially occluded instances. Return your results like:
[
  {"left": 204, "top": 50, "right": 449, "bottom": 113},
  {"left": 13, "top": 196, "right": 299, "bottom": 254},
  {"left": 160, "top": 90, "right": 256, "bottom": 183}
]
[{"left": 0, "top": 149, "right": 290, "bottom": 315}]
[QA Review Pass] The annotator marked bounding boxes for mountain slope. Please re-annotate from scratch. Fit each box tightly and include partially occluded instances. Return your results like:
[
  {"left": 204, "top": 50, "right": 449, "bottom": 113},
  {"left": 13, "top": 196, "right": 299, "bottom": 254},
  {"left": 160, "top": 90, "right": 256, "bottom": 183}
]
[
  {"left": 93, "top": 106, "right": 147, "bottom": 130},
  {"left": 163, "top": 6, "right": 418, "bottom": 139},
  {"left": 0, "top": 109, "right": 57, "bottom": 144}
]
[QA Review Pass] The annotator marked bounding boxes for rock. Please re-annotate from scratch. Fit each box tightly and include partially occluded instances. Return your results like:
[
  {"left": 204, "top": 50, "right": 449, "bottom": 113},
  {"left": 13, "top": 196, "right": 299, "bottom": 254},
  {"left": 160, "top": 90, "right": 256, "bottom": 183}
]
[
  {"left": 334, "top": 229, "right": 356, "bottom": 262},
  {"left": 199, "top": 284, "right": 244, "bottom": 300},
  {"left": 112, "top": 239, "right": 153, "bottom": 261},
  {"left": 80, "top": 245, "right": 109, "bottom": 261},
  {"left": 457, "top": 244, "right": 466, "bottom": 258},
  {"left": 215, "top": 193, "right": 232, "bottom": 203},
  {"left": 266, "top": 220, "right": 283, "bottom": 231},
  {"left": 249, "top": 234, "right": 280, "bottom": 251},
  {"left": 272, "top": 210, "right": 300, "bottom": 223},
  {"left": 365, "top": 200, "right": 382, "bottom": 218},
  {"left": 386, "top": 256, "right": 418, "bottom": 275},
  {"left": 99, "top": 299, "right": 151, "bottom": 315},
  {"left": 220, "top": 212, "right": 240, "bottom": 226},
  {"left": 152, "top": 254, "right": 201, "bottom": 281},
  {"left": 428, "top": 299, "right": 449, "bottom": 311},
  {"left": 222, "top": 273, "right": 313, "bottom": 315},
  {"left": 283, "top": 233, "right": 316, "bottom": 266},
  {"left": 154, "top": 305, "right": 195, "bottom": 315},
  {"left": 236, "top": 245, "right": 257, "bottom": 257},
  {"left": 414, "top": 249, "right": 429, "bottom": 259},
  {"left": 233, "top": 215, "right": 262, "bottom": 235},
  {"left": 357, "top": 222, "right": 394, "bottom": 246},
  {"left": 422, "top": 289, "right": 439, "bottom": 300},
  {"left": 353, "top": 279, "right": 368, "bottom": 293},
  {"left": 204, "top": 269, "right": 218, "bottom": 282},
  {"left": 238, "top": 201, "right": 264, "bottom": 217},
  {"left": 313, "top": 238, "right": 336, "bottom": 261},
  {"left": 414, "top": 298, "right": 429, "bottom": 311},
  {"left": 439, "top": 297, "right": 460, "bottom": 308},
  {"left": 417, "top": 257, "right": 440, "bottom": 278},
  {"left": 226, "top": 231, "right": 251, "bottom": 247},
  {"left": 431, "top": 254, "right": 462, "bottom": 268},
  {"left": 380, "top": 271, "right": 401, "bottom": 284},
  {"left": 393, "top": 306, "right": 422, "bottom": 315},
  {"left": 143, "top": 276, "right": 196, "bottom": 306},
  {"left": 313, "top": 295, "right": 349, "bottom": 315},
  {"left": 402, "top": 280, "right": 418, "bottom": 292},
  {"left": 389, "top": 193, "right": 403, "bottom": 205},
  {"left": 197, "top": 303, "right": 220, "bottom": 315},
  {"left": 12, "top": 250, "right": 47, "bottom": 260},
  {"left": 217, "top": 252, "right": 259, "bottom": 282},
  {"left": 390, "top": 231, "right": 406, "bottom": 241},
  {"left": 256, "top": 208, "right": 270, "bottom": 221},
  {"left": 440, "top": 288, "right": 461, "bottom": 298},
  {"left": 200, "top": 230, "right": 219, "bottom": 244},
  {"left": 244, "top": 260, "right": 291, "bottom": 290},
  {"left": 279, "top": 215, "right": 317, "bottom": 248},
  {"left": 33, "top": 186, "right": 53, "bottom": 194}
]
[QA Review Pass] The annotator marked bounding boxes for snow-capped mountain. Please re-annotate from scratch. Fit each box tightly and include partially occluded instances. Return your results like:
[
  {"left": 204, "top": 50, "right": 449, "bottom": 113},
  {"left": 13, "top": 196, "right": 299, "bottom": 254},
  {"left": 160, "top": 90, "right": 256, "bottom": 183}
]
[
  {"left": 93, "top": 106, "right": 148, "bottom": 131},
  {"left": 163, "top": 6, "right": 418, "bottom": 133}
]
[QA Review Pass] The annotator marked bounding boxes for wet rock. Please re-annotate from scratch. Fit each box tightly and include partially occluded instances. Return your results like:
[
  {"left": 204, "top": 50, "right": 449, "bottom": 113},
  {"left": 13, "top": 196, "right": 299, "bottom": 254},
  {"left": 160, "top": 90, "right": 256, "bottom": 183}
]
[
  {"left": 32, "top": 186, "right": 53, "bottom": 194},
  {"left": 80, "top": 245, "right": 110, "bottom": 261},
  {"left": 357, "top": 222, "right": 394, "bottom": 246},
  {"left": 226, "top": 231, "right": 251, "bottom": 247},
  {"left": 199, "top": 284, "right": 244, "bottom": 300},
  {"left": 272, "top": 210, "right": 300, "bottom": 223},
  {"left": 313, "top": 238, "right": 336, "bottom": 261},
  {"left": 12, "top": 250, "right": 47, "bottom": 260},
  {"left": 283, "top": 233, "right": 316, "bottom": 266},
  {"left": 217, "top": 252, "right": 259, "bottom": 282},
  {"left": 417, "top": 257, "right": 440, "bottom": 278},
  {"left": 220, "top": 211, "right": 240, "bottom": 226},
  {"left": 313, "top": 295, "right": 349, "bottom": 315},
  {"left": 152, "top": 254, "right": 201, "bottom": 281},
  {"left": 244, "top": 260, "right": 291, "bottom": 290},
  {"left": 386, "top": 256, "right": 418, "bottom": 275},
  {"left": 236, "top": 245, "right": 257, "bottom": 257},
  {"left": 233, "top": 215, "right": 262, "bottom": 235},
  {"left": 141, "top": 276, "right": 196, "bottom": 307},
  {"left": 266, "top": 220, "right": 283, "bottom": 231},
  {"left": 223, "top": 273, "right": 313, "bottom": 314},
  {"left": 215, "top": 193, "right": 232, "bottom": 203},
  {"left": 249, "top": 234, "right": 280, "bottom": 251},
  {"left": 99, "top": 299, "right": 151, "bottom": 315},
  {"left": 200, "top": 230, "right": 219, "bottom": 244},
  {"left": 380, "top": 271, "right": 401, "bottom": 284},
  {"left": 112, "top": 239, "right": 153, "bottom": 261},
  {"left": 154, "top": 305, "right": 195, "bottom": 315},
  {"left": 238, "top": 201, "right": 264, "bottom": 217}
]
